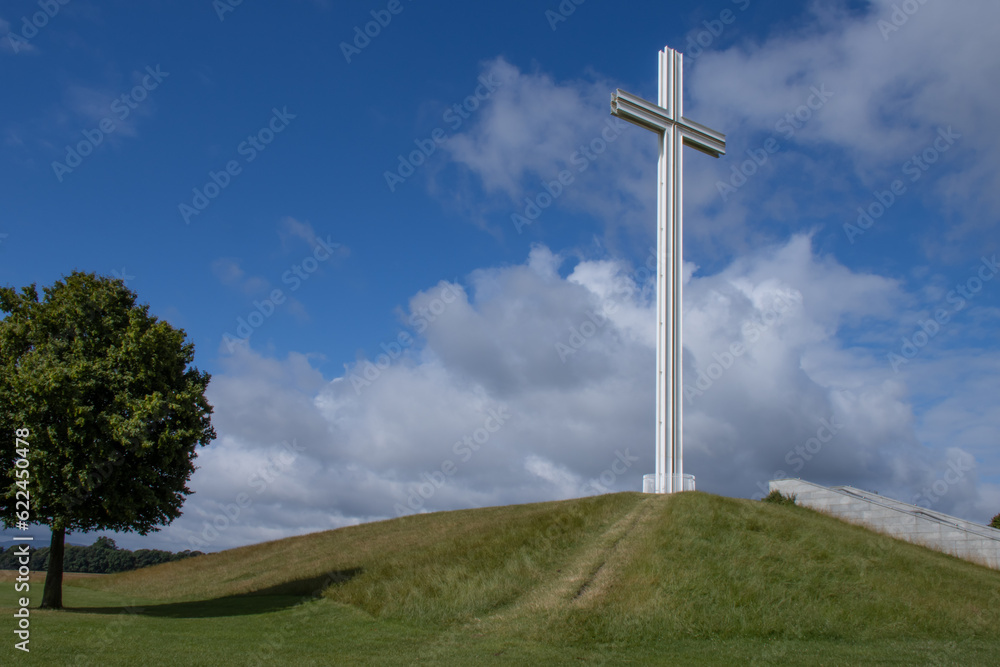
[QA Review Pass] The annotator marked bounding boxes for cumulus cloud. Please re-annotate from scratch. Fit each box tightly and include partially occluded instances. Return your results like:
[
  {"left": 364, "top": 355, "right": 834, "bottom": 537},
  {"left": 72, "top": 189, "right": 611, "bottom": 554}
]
[
  {"left": 436, "top": 56, "right": 658, "bottom": 242},
  {"left": 108, "top": 1, "right": 1000, "bottom": 552},
  {"left": 440, "top": 3, "right": 999, "bottom": 258},
  {"left": 132, "top": 235, "right": 999, "bottom": 552},
  {"left": 686, "top": 0, "right": 1000, "bottom": 249}
]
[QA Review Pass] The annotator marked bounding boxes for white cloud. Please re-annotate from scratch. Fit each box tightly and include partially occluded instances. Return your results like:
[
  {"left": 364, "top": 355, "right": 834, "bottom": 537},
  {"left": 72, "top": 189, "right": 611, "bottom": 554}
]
[
  {"left": 524, "top": 455, "right": 581, "bottom": 498},
  {"left": 278, "top": 216, "right": 319, "bottom": 248},
  {"left": 135, "top": 235, "right": 999, "bottom": 552},
  {"left": 0, "top": 16, "right": 39, "bottom": 55},
  {"left": 687, "top": 0, "right": 1000, "bottom": 246},
  {"left": 210, "top": 257, "right": 270, "bottom": 295},
  {"left": 438, "top": 57, "right": 658, "bottom": 240},
  {"left": 108, "top": 1, "right": 1000, "bottom": 552},
  {"left": 61, "top": 82, "right": 153, "bottom": 140},
  {"left": 2, "top": 66, "right": 171, "bottom": 170},
  {"left": 440, "top": 3, "right": 1000, "bottom": 257}
]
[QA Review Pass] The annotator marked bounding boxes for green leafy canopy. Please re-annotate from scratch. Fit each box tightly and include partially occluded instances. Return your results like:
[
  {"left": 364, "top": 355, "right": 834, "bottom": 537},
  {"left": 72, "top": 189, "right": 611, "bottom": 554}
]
[{"left": 0, "top": 271, "right": 216, "bottom": 535}]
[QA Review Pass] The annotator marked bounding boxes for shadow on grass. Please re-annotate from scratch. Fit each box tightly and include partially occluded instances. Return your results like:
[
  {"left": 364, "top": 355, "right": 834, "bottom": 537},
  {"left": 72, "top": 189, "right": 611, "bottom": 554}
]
[{"left": 65, "top": 568, "right": 362, "bottom": 619}]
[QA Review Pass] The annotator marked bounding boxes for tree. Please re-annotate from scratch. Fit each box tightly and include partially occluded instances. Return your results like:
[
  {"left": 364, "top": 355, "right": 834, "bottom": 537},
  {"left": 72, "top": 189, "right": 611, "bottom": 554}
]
[
  {"left": 0, "top": 272, "right": 215, "bottom": 609},
  {"left": 0, "top": 538, "right": 203, "bottom": 573},
  {"left": 991, "top": 513, "right": 1000, "bottom": 530}
]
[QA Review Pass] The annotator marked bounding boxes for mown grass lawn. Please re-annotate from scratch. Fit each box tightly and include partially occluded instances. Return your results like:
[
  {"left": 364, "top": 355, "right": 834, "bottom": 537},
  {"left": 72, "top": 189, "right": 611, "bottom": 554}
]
[{"left": 2, "top": 492, "right": 999, "bottom": 665}]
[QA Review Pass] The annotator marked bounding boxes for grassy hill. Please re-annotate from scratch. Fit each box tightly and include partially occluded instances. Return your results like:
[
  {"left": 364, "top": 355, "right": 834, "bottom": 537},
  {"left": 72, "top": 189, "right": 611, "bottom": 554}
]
[{"left": 3, "top": 492, "right": 1000, "bottom": 665}]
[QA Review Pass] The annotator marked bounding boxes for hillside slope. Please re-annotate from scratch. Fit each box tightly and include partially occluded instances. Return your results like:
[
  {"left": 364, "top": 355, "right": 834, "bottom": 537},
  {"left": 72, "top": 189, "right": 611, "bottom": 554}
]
[{"left": 79, "top": 491, "right": 1000, "bottom": 646}]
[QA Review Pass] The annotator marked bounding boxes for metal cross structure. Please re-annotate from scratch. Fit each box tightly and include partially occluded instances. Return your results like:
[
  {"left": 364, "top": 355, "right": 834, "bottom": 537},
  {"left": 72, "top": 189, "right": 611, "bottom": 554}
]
[{"left": 611, "top": 46, "right": 726, "bottom": 494}]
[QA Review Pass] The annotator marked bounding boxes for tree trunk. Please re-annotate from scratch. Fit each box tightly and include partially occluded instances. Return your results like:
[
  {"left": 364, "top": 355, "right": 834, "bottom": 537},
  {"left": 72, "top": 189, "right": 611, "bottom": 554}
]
[{"left": 40, "top": 526, "right": 65, "bottom": 609}]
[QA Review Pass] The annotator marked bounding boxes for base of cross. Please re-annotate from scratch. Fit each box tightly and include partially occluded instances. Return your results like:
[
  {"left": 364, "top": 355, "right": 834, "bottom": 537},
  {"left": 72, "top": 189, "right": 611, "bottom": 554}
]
[{"left": 642, "top": 473, "right": 696, "bottom": 494}]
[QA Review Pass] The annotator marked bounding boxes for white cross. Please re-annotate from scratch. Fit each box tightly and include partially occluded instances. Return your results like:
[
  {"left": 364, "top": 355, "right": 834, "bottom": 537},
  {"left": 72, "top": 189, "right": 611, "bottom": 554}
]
[{"left": 611, "top": 46, "right": 726, "bottom": 494}]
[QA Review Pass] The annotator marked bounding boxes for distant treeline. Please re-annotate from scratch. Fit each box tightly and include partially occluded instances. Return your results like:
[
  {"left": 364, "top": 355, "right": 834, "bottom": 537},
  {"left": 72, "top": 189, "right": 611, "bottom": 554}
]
[{"left": 0, "top": 536, "right": 203, "bottom": 574}]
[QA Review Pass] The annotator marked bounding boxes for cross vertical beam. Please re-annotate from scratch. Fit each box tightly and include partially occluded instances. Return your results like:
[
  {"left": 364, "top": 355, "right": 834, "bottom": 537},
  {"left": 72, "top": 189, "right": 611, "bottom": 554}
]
[{"left": 611, "top": 47, "right": 725, "bottom": 494}]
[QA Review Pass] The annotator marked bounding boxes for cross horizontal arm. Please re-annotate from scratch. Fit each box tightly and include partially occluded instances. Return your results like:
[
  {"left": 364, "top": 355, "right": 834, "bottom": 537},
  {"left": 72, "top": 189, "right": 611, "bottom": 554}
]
[
  {"left": 680, "top": 119, "right": 726, "bottom": 158},
  {"left": 611, "top": 88, "right": 726, "bottom": 158},
  {"left": 611, "top": 89, "right": 673, "bottom": 133}
]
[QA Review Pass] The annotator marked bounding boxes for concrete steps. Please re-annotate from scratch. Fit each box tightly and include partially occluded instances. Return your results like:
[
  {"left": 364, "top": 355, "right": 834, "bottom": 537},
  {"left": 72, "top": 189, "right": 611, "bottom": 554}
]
[{"left": 769, "top": 478, "right": 1000, "bottom": 570}]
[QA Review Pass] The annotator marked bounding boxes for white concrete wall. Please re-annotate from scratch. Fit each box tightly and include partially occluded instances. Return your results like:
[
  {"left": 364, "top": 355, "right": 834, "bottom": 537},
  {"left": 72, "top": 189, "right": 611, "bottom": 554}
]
[{"left": 769, "top": 478, "right": 1000, "bottom": 570}]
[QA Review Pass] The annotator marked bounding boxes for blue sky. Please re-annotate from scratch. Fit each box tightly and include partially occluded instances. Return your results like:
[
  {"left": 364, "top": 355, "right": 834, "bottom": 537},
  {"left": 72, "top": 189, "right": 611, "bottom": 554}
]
[{"left": 2, "top": 0, "right": 999, "bottom": 552}]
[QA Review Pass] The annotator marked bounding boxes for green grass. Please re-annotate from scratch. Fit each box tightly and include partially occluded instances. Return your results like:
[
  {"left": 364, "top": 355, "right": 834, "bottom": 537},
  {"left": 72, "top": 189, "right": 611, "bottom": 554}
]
[{"left": 2, "top": 492, "right": 999, "bottom": 664}]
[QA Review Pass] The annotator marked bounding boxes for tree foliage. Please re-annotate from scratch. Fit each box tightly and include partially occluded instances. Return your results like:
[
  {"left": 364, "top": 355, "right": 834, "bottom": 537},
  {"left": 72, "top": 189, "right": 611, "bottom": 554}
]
[
  {"left": 991, "top": 513, "right": 1000, "bottom": 530},
  {"left": 0, "top": 272, "right": 216, "bottom": 607},
  {"left": 0, "top": 536, "right": 203, "bottom": 573}
]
